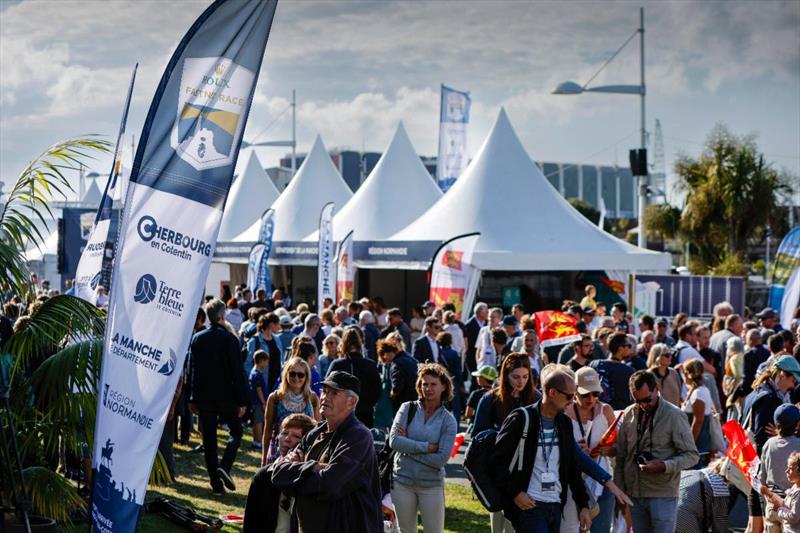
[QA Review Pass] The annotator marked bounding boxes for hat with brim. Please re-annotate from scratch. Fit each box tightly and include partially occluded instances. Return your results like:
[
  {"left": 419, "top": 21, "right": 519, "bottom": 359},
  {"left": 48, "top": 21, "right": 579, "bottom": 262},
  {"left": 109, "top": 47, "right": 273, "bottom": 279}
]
[
  {"left": 320, "top": 371, "right": 361, "bottom": 396},
  {"left": 576, "top": 367, "right": 603, "bottom": 395},
  {"left": 757, "top": 307, "right": 778, "bottom": 320},
  {"left": 471, "top": 365, "right": 498, "bottom": 382},
  {"left": 775, "top": 354, "right": 800, "bottom": 382}
]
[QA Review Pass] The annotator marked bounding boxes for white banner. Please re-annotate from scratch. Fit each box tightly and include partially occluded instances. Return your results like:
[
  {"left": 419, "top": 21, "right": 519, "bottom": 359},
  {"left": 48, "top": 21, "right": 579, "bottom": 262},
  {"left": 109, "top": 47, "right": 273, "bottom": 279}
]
[
  {"left": 317, "top": 202, "right": 336, "bottom": 311},
  {"left": 336, "top": 230, "right": 355, "bottom": 303},
  {"left": 429, "top": 233, "right": 480, "bottom": 320},
  {"left": 74, "top": 65, "right": 137, "bottom": 303},
  {"left": 436, "top": 85, "right": 471, "bottom": 192},
  {"left": 247, "top": 243, "right": 266, "bottom": 293},
  {"left": 91, "top": 2, "right": 276, "bottom": 531}
]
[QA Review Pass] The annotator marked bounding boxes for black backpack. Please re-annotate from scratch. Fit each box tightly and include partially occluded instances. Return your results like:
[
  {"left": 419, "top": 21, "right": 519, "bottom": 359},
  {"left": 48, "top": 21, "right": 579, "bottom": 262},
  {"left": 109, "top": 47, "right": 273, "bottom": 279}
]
[
  {"left": 377, "top": 401, "right": 417, "bottom": 496},
  {"left": 464, "top": 406, "right": 531, "bottom": 512}
]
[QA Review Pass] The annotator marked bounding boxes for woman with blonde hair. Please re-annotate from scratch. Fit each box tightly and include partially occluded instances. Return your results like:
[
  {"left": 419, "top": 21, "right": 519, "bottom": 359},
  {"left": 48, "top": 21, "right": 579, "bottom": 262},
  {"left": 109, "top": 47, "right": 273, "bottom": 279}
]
[
  {"left": 390, "top": 364, "right": 457, "bottom": 533},
  {"left": 261, "top": 357, "right": 320, "bottom": 466},
  {"left": 647, "top": 343, "right": 682, "bottom": 406}
]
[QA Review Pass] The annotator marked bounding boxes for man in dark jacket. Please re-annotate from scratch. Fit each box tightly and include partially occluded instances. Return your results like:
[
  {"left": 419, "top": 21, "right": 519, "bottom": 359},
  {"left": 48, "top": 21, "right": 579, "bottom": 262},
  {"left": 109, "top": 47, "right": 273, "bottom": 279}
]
[
  {"left": 464, "top": 302, "right": 489, "bottom": 375},
  {"left": 271, "top": 372, "right": 383, "bottom": 533},
  {"left": 379, "top": 308, "right": 412, "bottom": 349},
  {"left": 377, "top": 339, "right": 419, "bottom": 413},
  {"left": 187, "top": 298, "right": 250, "bottom": 495},
  {"left": 489, "top": 368, "right": 592, "bottom": 531},
  {"left": 412, "top": 316, "right": 442, "bottom": 364},
  {"left": 328, "top": 337, "right": 382, "bottom": 428},
  {"left": 359, "top": 310, "right": 382, "bottom": 361}
]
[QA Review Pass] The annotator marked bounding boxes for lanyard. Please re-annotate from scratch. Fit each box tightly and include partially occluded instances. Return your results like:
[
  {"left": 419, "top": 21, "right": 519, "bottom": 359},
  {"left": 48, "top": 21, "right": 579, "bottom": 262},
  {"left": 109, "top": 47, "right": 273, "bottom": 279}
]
[
  {"left": 539, "top": 419, "right": 557, "bottom": 471},
  {"left": 635, "top": 407, "right": 655, "bottom": 456}
]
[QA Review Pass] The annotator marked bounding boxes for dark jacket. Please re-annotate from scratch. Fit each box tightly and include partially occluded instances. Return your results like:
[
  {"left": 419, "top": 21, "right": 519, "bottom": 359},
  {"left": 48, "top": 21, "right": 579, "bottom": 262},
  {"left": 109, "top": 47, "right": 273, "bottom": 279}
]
[
  {"left": 742, "top": 380, "right": 785, "bottom": 453},
  {"left": 464, "top": 316, "right": 483, "bottom": 372},
  {"left": 390, "top": 351, "right": 419, "bottom": 412},
  {"left": 328, "top": 352, "right": 382, "bottom": 426},
  {"left": 363, "top": 323, "right": 381, "bottom": 361},
  {"left": 489, "top": 402, "right": 590, "bottom": 526},
  {"left": 379, "top": 321, "right": 412, "bottom": 351},
  {"left": 187, "top": 322, "right": 249, "bottom": 411},
  {"left": 412, "top": 336, "right": 438, "bottom": 364},
  {"left": 271, "top": 413, "right": 382, "bottom": 533},
  {"left": 742, "top": 345, "right": 770, "bottom": 394}
]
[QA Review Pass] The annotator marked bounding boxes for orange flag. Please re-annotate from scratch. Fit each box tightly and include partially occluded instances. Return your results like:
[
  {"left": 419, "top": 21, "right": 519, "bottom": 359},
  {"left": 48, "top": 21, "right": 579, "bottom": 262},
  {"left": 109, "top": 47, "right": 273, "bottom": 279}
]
[{"left": 722, "top": 419, "right": 760, "bottom": 485}]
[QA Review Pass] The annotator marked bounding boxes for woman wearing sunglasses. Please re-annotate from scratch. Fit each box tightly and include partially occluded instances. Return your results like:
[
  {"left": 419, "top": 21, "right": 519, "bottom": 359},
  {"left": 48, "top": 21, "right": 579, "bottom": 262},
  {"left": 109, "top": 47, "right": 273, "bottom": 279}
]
[
  {"left": 646, "top": 343, "right": 682, "bottom": 407},
  {"left": 261, "top": 357, "right": 320, "bottom": 466},
  {"left": 561, "top": 366, "right": 617, "bottom": 533}
]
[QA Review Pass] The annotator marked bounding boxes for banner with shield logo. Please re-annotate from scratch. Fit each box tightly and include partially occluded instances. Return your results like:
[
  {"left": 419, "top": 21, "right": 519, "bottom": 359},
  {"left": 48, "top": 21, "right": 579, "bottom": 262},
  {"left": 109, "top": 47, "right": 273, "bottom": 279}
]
[{"left": 91, "top": 2, "right": 277, "bottom": 532}]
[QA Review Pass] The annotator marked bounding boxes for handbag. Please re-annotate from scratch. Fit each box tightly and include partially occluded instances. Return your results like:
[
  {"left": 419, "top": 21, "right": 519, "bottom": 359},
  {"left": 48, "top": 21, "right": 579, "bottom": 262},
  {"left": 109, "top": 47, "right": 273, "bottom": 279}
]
[{"left": 708, "top": 410, "right": 726, "bottom": 453}]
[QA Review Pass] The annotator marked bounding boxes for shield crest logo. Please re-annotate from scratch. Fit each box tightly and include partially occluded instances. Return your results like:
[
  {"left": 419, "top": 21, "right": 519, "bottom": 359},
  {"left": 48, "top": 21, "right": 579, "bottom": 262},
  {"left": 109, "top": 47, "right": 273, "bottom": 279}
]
[{"left": 171, "top": 57, "right": 255, "bottom": 171}]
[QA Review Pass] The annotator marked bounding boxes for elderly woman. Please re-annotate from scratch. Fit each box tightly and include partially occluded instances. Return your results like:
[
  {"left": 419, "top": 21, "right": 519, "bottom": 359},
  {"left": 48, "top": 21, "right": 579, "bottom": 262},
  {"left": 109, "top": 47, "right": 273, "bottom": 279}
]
[
  {"left": 647, "top": 343, "right": 683, "bottom": 406},
  {"left": 390, "top": 364, "right": 458, "bottom": 533},
  {"left": 319, "top": 334, "right": 340, "bottom": 378}
]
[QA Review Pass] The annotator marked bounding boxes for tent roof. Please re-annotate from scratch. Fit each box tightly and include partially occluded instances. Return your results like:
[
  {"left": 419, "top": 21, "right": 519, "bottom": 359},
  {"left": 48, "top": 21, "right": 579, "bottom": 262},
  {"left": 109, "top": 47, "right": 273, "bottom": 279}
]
[
  {"left": 302, "top": 123, "right": 442, "bottom": 242},
  {"left": 232, "top": 135, "right": 352, "bottom": 244},
  {"left": 217, "top": 151, "right": 280, "bottom": 240},
  {"left": 81, "top": 179, "right": 102, "bottom": 205},
  {"left": 385, "top": 109, "right": 671, "bottom": 271}
]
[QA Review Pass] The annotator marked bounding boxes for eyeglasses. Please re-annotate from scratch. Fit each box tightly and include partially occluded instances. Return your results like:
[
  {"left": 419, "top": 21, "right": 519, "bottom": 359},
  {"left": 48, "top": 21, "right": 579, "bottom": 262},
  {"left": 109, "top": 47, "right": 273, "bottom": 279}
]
[
  {"left": 288, "top": 371, "right": 306, "bottom": 379},
  {"left": 325, "top": 341, "right": 337, "bottom": 345},
  {"left": 579, "top": 391, "right": 601, "bottom": 399},
  {"left": 555, "top": 389, "right": 575, "bottom": 401},
  {"left": 634, "top": 396, "right": 653, "bottom": 405}
]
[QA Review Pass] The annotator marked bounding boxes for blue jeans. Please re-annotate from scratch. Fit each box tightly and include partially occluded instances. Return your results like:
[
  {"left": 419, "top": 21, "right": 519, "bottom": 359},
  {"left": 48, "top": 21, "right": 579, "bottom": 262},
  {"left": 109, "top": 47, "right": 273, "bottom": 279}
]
[
  {"left": 516, "top": 501, "right": 561, "bottom": 533},
  {"left": 630, "top": 496, "right": 678, "bottom": 533},
  {"left": 591, "top": 487, "right": 615, "bottom": 533}
]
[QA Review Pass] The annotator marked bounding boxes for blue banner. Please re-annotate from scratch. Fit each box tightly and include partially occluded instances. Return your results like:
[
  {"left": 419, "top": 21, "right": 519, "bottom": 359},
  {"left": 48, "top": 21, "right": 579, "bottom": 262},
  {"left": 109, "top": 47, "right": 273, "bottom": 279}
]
[
  {"left": 769, "top": 226, "right": 800, "bottom": 313},
  {"left": 91, "top": 2, "right": 277, "bottom": 532},
  {"left": 256, "top": 208, "right": 275, "bottom": 293},
  {"left": 74, "top": 65, "right": 137, "bottom": 302},
  {"left": 317, "top": 202, "right": 335, "bottom": 311},
  {"left": 436, "top": 84, "right": 471, "bottom": 192}
]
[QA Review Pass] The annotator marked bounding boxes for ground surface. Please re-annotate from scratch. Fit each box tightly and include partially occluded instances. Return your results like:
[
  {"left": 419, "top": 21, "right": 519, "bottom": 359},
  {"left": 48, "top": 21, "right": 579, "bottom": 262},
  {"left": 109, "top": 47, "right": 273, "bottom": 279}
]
[{"left": 136, "top": 430, "right": 489, "bottom": 532}]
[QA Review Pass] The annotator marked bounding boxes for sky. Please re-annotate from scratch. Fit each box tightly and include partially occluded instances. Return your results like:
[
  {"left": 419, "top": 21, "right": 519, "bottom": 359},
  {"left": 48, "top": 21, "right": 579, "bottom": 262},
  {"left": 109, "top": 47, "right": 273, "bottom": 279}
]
[{"left": 1, "top": 0, "right": 799, "bottom": 203}]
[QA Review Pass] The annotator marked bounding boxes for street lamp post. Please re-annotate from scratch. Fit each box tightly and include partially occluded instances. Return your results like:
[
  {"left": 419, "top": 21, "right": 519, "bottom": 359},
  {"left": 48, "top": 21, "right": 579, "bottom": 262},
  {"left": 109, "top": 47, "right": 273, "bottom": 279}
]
[{"left": 553, "top": 7, "right": 648, "bottom": 248}]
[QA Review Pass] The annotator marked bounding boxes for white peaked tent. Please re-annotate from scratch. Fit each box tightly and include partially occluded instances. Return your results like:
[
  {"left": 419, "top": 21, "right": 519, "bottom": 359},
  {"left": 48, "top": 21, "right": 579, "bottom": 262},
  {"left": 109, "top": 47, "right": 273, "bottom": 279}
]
[
  {"left": 231, "top": 135, "right": 352, "bottom": 265},
  {"left": 385, "top": 108, "right": 672, "bottom": 272},
  {"left": 81, "top": 179, "right": 102, "bottom": 205},
  {"left": 302, "top": 123, "right": 443, "bottom": 243},
  {"left": 217, "top": 151, "right": 280, "bottom": 240}
]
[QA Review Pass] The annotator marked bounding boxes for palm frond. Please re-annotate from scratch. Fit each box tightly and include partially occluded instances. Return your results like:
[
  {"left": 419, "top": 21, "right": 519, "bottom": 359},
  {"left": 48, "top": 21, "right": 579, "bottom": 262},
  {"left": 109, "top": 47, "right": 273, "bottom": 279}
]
[
  {"left": 27, "top": 339, "right": 102, "bottom": 457},
  {"left": 5, "top": 295, "right": 105, "bottom": 374},
  {"left": 150, "top": 451, "right": 174, "bottom": 487},
  {"left": 23, "top": 466, "right": 86, "bottom": 527},
  {"left": 0, "top": 136, "right": 110, "bottom": 296}
]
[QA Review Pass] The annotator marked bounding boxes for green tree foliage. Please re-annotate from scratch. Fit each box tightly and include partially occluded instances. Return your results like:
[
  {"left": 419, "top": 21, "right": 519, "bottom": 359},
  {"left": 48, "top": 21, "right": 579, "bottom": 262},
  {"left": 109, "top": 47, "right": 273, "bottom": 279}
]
[
  {"left": 0, "top": 138, "right": 174, "bottom": 527},
  {"left": 650, "top": 124, "right": 792, "bottom": 273},
  {"left": 644, "top": 204, "right": 681, "bottom": 243}
]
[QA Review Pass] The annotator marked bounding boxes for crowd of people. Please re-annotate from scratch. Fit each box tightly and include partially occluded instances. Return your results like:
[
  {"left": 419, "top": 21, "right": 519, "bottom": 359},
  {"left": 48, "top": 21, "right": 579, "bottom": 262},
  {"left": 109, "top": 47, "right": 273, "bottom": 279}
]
[{"left": 4, "top": 279, "right": 800, "bottom": 533}]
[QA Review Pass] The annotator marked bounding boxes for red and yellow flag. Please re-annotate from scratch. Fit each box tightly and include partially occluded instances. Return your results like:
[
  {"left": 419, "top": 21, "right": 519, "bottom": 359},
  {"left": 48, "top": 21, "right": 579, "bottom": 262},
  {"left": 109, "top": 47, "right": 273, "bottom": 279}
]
[
  {"left": 722, "top": 419, "right": 759, "bottom": 483},
  {"left": 534, "top": 310, "right": 581, "bottom": 348}
]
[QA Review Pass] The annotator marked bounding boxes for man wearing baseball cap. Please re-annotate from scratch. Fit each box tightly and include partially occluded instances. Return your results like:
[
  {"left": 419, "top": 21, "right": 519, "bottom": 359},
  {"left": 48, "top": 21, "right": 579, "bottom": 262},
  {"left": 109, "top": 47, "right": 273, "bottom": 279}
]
[
  {"left": 757, "top": 307, "right": 783, "bottom": 334},
  {"left": 271, "top": 371, "right": 382, "bottom": 532}
]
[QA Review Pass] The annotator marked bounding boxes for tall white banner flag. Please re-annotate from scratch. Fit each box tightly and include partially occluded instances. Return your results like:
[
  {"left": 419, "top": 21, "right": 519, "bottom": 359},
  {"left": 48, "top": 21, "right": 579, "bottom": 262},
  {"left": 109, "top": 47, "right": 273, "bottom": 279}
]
[
  {"left": 247, "top": 243, "right": 266, "bottom": 293},
  {"left": 428, "top": 233, "right": 480, "bottom": 320},
  {"left": 90, "top": 2, "right": 277, "bottom": 531},
  {"left": 336, "top": 230, "right": 355, "bottom": 303},
  {"left": 317, "top": 202, "right": 336, "bottom": 311},
  {"left": 436, "top": 85, "right": 471, "bottom": 192},
  {"left": 74, "top": 64, "right": 137, "bottom": 303}
]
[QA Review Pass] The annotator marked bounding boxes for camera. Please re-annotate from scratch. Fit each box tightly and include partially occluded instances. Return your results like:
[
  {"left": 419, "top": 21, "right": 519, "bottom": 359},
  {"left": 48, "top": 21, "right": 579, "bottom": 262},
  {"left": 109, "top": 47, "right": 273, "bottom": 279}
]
[{"left": 636, "top": 452, "right": 654, "bottom": 465}]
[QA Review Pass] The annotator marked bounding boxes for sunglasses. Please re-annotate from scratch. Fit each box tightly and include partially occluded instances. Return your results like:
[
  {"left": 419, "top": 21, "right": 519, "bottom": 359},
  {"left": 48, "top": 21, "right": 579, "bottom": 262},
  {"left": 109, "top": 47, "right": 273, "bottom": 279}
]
[
  {"left": 635, "top": 396, "right": 653, "bottom": 405},
  {"left": 555, "top": 389, "right": 575, "bottom": 401},
  {"left": 288, "top": 371, "right": 307, "bottom": 379},
  {"left": 325, "top": 341, "right": 337, "bottom": 345},
  {"left": 580, "top": 391, "right": 601, "bottom": 399}
]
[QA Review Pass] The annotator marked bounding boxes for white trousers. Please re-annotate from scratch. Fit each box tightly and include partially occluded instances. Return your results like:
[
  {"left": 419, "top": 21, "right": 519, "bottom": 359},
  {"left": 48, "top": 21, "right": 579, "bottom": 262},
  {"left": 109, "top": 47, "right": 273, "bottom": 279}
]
[{"left": 392, "top": 481, "right": 445, "bottom": 533}]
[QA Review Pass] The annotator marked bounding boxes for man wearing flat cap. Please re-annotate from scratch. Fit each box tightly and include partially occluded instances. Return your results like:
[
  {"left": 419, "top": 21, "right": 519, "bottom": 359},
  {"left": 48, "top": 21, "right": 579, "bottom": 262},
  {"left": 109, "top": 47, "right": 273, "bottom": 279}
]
[{"left": 271, "top": 371, "right": 382, "bottom": 532}]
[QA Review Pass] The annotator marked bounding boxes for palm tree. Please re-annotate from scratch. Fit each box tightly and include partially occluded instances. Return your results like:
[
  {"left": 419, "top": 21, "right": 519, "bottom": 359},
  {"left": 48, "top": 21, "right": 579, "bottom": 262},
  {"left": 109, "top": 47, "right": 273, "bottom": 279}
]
[
  {"left": 649, "top": 124, "right": 793, "bottom": 274},
  {"left": 1, "top": 137, "right": 168, "bottom": 527}
]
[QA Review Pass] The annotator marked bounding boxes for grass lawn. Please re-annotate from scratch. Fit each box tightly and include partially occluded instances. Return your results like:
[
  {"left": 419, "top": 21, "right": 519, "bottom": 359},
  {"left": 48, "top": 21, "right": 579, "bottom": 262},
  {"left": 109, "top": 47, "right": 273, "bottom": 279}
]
[{"left": 136, "top": 432, "right": 490, "bottom": 532}]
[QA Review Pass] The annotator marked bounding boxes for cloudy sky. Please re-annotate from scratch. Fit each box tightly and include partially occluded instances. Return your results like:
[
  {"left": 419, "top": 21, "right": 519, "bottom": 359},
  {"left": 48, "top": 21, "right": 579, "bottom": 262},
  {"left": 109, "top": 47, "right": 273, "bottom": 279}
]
[{"left": 1, "top": 0, "right": 798, "bottom": 202}]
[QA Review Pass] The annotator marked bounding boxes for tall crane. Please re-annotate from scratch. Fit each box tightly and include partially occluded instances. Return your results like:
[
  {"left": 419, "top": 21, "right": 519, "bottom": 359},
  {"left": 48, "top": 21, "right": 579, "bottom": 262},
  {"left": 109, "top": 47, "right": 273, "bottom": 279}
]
[{"left": 650, "top": 119, "right": 667, "bottom": 203}]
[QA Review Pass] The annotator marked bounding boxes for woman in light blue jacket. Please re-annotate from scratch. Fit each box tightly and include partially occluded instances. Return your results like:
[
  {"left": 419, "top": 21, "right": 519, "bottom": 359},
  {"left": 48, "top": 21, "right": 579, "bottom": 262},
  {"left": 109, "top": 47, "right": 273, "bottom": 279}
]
[{"left": 390, "top": 363, "right": 458, "bottom": 533}]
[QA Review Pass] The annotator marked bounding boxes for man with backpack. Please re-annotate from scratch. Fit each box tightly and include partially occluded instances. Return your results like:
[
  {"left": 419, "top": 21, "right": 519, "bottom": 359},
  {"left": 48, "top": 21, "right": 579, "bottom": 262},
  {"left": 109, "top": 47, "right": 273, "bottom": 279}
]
[
  {"left": 589, "top": 332, "right": 635, "bottom": 411},
  {"left": 488, "top": 368, "right": 593, "bottom": 532}
]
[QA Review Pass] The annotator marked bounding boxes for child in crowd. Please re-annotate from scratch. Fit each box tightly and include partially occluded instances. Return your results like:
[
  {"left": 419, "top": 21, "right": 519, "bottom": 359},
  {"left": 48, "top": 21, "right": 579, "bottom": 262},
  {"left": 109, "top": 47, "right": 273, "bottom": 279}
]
[
  {"left": 249, "top": 350, "right": 269, "bottom": 450},
  {"left": 465, "top": 365, "right": 497, "bottom": 429},
  {"left": 762, "top": 451, "right": 800, "bottom": 533}
]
